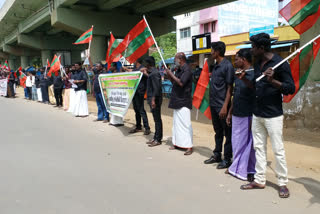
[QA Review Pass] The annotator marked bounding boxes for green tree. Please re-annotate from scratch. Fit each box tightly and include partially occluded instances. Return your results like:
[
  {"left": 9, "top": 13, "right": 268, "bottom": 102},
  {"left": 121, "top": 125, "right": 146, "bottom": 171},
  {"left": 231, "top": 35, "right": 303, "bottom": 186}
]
[{"left": 151, "top": 32, "right": 176, "bottom": 64}]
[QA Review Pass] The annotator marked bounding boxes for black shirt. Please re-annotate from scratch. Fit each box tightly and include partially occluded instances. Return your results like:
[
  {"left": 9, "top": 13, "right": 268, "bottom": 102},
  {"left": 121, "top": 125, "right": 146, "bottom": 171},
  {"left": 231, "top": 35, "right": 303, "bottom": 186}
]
[
  {"left": 135, "top": 65, "right": 147, "bottom": 96},
  {"left": 35, "top": 75, "right": 41, "bottom": 88},
  {"left": 73, "top": 70, "right": 88, "bottom": 91},
  {"left": 93, "top": 69, "right": 105, "bottom": 94},
  {"left": 209, "top": 58, "right": 234, "bottom": 109},
  {"left": 168, "top": 63, "right": 193, "bottom": 110},
  {"left": 53, "top": 75, "right": 64, "bottom": 89},
  {"left": 232, "top": 68, "right": 255, "bottom": 117},
  {"left": 253, "top": 54, "right": 295, "bottom": 118},
  {"left": 147, "top": 67, "right": 162, "bottom": 105}
]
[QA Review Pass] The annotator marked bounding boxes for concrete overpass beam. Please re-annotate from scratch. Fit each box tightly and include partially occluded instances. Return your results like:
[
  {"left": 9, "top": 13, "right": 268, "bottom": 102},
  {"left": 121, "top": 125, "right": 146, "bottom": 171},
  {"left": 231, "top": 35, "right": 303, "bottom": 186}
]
[
  {"left": 51, "top": 7, "right": 174, "bottom": 37},
  {"left": 18, "top": 34, "right": 43, "bottom": 50},
  {"left": 3, "top": 44, "right": 39, "bottom": 57},
  {"left": 41, "top": 50, "right": 52, "bottom": 67},
  {"left": 99, "top": 0, "right": 133, "bottom": 10},
  {"left": 21, "top": 56, "right": 30, "bottom": 68},
  {"left": 90, "top": 35, "right": 107, "bottom": 64}
]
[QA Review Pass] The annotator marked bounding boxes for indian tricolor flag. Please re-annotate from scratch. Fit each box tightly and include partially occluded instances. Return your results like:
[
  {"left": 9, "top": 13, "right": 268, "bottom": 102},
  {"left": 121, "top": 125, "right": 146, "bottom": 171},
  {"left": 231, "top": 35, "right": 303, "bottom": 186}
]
[
  {"left": 192, "top": 60, "right": 211, "bottom": 119},
  {"left": 106, "top": 33, "right": 122, "bottom": 69},
  {"left": 3, "top": 60, "right": 10, "bottom": 71},
  {"left": 109, "top": 19, "right": 155, "bottom": 64},
  {"left": 48, "top": 55, "right": 61, "bottom": 77},
  {"left": 73, "top": 26, "right": 93, "bottom": 44},
  {"left": 280, "top": 0, "right": 320, "bottom": 35},
  {"left": 283, "top": 36, "right": 320, "bottom": 102}
]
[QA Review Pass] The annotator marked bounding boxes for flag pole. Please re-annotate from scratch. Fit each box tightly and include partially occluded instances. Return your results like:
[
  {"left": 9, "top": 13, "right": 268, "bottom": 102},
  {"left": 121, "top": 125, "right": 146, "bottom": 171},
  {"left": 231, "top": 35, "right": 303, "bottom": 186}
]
[
  {"left": 256, "top": 33, "right": 320, "bottom": 82},
  {"left": 87, "top": 25, "right": 94, "bottom": 58},
  {"left": 143, "top": 15, "right": 167, "bottom": 69}
]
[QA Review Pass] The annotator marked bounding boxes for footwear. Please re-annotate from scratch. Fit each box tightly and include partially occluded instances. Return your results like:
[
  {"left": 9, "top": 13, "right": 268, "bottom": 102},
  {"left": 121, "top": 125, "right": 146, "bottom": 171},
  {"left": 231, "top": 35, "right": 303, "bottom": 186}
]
[
  {"left": 129, "top": 128, "right": 143, "bottom": 134},
  {"left": 184, "top": 148, "right": 193, "bottom": 156},
  {"left": 93, "top": 119, "right": 103, "bottom": 122},
  {"left": 103, "top": 119, "right": 109, "bottom": 123},
  {"left": 146, "top": 140, "right": 155, "bottom": 145},
  {"left": 240, "top": 182, "right": 265, "bottom": 190},
  {"left": 148, "top": 140, "right": 162, "bottom": 147},
  {"left": 279, "top": 186, "right": 290, "bottom": 198},
  {"left": 204, "top": 155, "right": 222, "bottom": 164},
  {"left": 144, "top": 129, "right": 151, "bottom": 135},
  {"left": 217, "top": 159, "right": 232, "bottom": 169}
]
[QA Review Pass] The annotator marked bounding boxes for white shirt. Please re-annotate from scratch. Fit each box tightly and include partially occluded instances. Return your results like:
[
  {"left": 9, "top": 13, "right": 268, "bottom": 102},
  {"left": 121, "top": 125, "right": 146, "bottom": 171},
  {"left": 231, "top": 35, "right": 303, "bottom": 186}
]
[{"left": 26, "top": 76, "right": 35, "bottom": 87}]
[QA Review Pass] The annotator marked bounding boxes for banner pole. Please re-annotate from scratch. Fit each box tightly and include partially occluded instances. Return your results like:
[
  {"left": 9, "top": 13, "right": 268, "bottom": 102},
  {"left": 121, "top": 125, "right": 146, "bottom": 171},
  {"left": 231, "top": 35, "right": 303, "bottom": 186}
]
[
  {"left": 256, "top": 33, "right": 320, "bottom": 82},
  {"left": 143, "top": 15, "right": 167, "bottom": 69}
]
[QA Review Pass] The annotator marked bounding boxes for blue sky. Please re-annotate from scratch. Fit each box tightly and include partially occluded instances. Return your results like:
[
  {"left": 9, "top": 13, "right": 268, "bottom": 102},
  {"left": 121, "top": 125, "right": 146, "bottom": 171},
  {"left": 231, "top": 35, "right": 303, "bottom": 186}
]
[{"left": 0, "top": 0, "right": 5, "bottom": 9}]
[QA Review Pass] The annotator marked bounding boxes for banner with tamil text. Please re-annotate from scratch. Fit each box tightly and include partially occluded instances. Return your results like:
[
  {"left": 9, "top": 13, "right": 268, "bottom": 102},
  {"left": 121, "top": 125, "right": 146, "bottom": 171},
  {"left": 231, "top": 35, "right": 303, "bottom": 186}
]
[
  {"left": 0, "top": 79, "right": 7, "bottom": 97},
  {"left": 98, "top": 72, "right": 142, "bottom": 117}
]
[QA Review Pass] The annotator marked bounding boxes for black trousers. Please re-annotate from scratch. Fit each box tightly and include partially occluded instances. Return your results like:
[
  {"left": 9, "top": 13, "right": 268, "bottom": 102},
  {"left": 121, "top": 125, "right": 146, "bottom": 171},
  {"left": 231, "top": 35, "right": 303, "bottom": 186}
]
[
  {"left": 41, "top": 85, "right": 49, "bottom": 102},
  {"left": 54, "top": 88, "right": 63, "bottom": 106},
  {"left": 150, "top": 99, "right": 163, "bottom": 142},
  {"left": 133, "top": 93, "right": 150, "bottom": 130},
  {"left": 210, "top": 106, "right": 232, "bottom": 160},
  {"left": 26, "top": 87, "right": 32, "bottom": 100}
]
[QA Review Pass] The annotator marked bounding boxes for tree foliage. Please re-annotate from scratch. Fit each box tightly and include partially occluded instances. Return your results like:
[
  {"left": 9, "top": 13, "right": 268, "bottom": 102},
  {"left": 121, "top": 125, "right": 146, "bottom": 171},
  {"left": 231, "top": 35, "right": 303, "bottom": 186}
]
[{"left": 150, "top": 32, "right": 176, "bottom": 64}]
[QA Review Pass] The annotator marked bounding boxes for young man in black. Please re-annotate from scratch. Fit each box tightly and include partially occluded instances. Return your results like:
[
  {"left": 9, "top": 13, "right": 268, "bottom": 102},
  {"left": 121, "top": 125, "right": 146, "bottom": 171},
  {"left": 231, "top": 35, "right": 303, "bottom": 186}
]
[
  {"left": 126, "top": 58, "right": 150, "bottom": 135},
  {"left": 204, "top": 41, "right": 234, "bottom": 169},
  {"left": 240, "top": 33, "right": 295, "bottom": 198},
  {"left": 141, "top": 56, "right": 163, "bottom": 147}
]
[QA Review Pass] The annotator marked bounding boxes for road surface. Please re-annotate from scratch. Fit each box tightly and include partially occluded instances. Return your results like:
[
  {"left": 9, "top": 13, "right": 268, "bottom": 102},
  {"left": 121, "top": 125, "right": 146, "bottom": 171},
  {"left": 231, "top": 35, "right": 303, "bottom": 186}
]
[{"left": 0, "top": 97, "right": 319, "bottom": 213}]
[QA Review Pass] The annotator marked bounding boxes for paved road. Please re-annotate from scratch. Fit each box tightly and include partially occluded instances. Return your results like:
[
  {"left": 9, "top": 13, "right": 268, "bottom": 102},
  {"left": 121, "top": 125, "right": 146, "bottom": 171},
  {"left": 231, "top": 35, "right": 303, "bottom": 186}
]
[{"left": 0, "top": 97, "right": 319, "bottom": 214}]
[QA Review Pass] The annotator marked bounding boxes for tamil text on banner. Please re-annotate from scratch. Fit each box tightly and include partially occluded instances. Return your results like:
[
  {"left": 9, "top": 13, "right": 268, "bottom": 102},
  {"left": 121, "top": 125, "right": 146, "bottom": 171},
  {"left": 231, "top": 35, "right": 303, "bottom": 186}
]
[
  {"left": 0, "top": 79, "right": 8, "bottom": 96},
  {"left": 98, "top": 72, "right": 142, "bottom": 117}
]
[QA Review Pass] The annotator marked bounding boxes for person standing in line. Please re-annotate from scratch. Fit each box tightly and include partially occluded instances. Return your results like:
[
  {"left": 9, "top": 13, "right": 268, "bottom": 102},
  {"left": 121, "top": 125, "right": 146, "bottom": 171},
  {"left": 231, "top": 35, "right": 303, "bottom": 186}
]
[
  {"left": 63, "top": 66, "right": 72, "bottom": 111},
  {"left": 166, "top": 52, "right": 193, "bottom": 156},
  {"left": 92, "top": 63, "right": 109, "bottom": 122},
  {"left": 35, "top": 69, "right": 42, "bottom": 102},
  {"left": 53, "top": 72, "right": 64, "bottom": 108},
  {"left": 67, "top": 64, "right": 77, "bottom": 113},
  {"left": 142, "top": 56, "right": 163, "bottom": 147},
  {"left": 31, "top": 71, "right": 38, "bottom": 101},
  {"left": 225, "top": 49, "right": 256, "bottom": 182},
  {"left": 72, "top": 62, "right": 89, "bottom": 117},
  {"left": 125, "top": 58, "right": 151, "bottom": 135},
  {"left": 240, "top": 33, "right": 295, "bottom": 199},
  {"left": 40, "top": 68, "right": 50, "bottom": 104},
  {"left": 204, "top": 41, "right": 234, "bottom": 169},
  {"left": 25, "top": 71, "right": 33, "bottom": 100}
]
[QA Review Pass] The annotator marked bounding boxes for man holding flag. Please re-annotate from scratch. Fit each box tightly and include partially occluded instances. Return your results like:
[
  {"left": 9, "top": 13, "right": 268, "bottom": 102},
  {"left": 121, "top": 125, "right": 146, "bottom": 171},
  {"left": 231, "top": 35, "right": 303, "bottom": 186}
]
[{"left": 240, "top": 33, "right": 295, "bottom": 199}]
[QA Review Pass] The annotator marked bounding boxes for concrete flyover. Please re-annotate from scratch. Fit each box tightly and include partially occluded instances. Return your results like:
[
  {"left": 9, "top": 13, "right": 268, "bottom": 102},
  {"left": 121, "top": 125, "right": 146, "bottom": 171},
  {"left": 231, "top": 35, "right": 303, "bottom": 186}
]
[{"left": 0, "top": 0, "right": 236, "bottom": 69}]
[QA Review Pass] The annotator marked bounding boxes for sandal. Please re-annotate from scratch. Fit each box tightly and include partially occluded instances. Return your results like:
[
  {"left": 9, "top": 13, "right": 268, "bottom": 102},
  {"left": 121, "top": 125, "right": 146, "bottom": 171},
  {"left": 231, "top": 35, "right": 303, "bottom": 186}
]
[
  {"left": 169, "top": 146, "right": 176, "bottom": 150},
  {"left": 279, "top": 186, "right": 290, "bottom": 198},
  {"left": 184, "top": 149, "right": 193, "bottom": 156},
  {"left": 129, "top": 128, "right": 142, "bottom": 134},
  {"left": 224, "top": 169, "right": 229, "bottom": 175},
  {"left": 240, "top": 182, "right": 265, "bottom": 190}
]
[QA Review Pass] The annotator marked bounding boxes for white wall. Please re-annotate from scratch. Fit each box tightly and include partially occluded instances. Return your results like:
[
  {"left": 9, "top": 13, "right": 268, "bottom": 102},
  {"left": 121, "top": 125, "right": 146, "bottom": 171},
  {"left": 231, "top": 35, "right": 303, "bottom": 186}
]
[{"left": 175, "top": 11, "right": 200, "bottom": 55}]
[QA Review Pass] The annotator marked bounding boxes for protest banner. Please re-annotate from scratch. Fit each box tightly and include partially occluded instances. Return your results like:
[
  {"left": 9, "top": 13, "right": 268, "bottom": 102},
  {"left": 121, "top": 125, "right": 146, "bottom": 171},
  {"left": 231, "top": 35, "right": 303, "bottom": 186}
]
[
  {"left": 0, "top": 79, "right": 8, "bottom": 96},
  {"left": 98, "top": 72, "right": 142, "bottom": 117}
]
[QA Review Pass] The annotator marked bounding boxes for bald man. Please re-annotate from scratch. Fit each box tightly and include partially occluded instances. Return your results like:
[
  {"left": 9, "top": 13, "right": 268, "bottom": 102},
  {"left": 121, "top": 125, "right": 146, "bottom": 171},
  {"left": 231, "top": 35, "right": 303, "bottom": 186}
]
[{"left": 166, "top": 52, "right": 193, "bottom": 155}]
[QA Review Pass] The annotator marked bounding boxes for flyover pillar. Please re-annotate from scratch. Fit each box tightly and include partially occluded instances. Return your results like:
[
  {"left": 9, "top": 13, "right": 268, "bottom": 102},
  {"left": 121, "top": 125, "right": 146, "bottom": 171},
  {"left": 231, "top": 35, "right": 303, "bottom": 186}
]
[
  {"left": 89, "top": 35, "right": 107, "bottom": 64},
  {"left": 8, "top": 55, "right": 18, "bottom": 71},
  {"left": 41, "top": 50, "right": 52, "bottom": 67},
  {"left": 21, "top": 56, "right": 30, "bottom": 68},
  {"left": 71, "top": 50, "right": 81, "bottom": 64}
]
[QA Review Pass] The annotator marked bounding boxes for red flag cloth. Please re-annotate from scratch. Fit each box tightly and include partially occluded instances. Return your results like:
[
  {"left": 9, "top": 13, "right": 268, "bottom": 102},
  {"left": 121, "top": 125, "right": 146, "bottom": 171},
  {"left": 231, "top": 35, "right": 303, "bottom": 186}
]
[{"left": 48, "top": 55, "right": 61, "bottom": 77}]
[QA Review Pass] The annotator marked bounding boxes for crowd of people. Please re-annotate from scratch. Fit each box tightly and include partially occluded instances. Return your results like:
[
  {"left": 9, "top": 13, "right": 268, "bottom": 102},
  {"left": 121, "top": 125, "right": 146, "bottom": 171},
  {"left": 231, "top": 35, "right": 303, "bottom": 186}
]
[{"left": 0, "top": 33, "right": 295, "bottom": 199}]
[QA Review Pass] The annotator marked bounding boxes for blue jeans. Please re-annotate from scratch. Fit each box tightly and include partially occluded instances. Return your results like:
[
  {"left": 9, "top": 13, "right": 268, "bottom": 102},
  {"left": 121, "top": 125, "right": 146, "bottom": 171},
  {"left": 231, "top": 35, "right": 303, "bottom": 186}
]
[
  {"left": 24, "top": 88, "right": 29, "bottom": 99},
  {"left": 95, "top": 92, "right": 109, "bottom": 120}
]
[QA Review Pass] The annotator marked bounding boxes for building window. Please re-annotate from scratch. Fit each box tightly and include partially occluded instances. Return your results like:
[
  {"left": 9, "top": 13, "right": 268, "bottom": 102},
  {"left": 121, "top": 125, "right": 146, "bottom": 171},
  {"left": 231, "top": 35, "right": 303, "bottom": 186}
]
[
  {"left": 204, "top": 23, "right": 209, "bottom": 33},
  {"left": 211, "top": 21, "right": 216, "bottom": 32},
  {"left": 180, "top": 27, "right": 191, "bottom": 39}
]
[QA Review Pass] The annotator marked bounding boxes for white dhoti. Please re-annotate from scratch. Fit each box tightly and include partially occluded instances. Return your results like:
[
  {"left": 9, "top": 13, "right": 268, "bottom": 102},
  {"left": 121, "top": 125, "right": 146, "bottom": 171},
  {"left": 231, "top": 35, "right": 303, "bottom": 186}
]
[
  {"left": 73, "top": 90, "right": 89, "bottom": 116},
  {"left": 172, "top": 107, "right": 193, "bottom": 148},
  {"left": 110, "top": 114, "right": 124, "bottom": 125},
  {"left": 37, "top": 88, "right": 42, "bottom": 102},
  {"left": 67, "top": 89, "right": 76, "bottom": 113}
]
